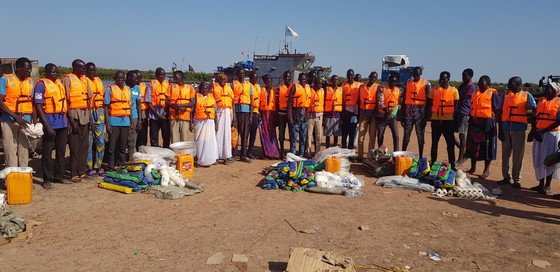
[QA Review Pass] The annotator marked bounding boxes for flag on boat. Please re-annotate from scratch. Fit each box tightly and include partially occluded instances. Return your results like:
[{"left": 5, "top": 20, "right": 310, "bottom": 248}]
[
  {"left": 188, "top": 64, "right": 195, "bottom": 72},
  {"left": 285, "top": 25, "right": 299, "bottom": 37},
  {"left": 172, "top": 62, "right": 178, "bottom": 72}
]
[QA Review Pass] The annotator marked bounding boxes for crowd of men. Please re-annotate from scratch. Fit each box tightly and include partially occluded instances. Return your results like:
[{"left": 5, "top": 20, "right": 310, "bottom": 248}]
[{"left": 1, "top": 57, "right": 560, "bottom": 197}]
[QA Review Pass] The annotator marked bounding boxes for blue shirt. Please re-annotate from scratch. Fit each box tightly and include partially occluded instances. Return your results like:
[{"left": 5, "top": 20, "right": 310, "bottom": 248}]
[
  {"left": 104, "top": 86, "right": 130, "bottom": 127},
  {"left": 501, "top": 91, "right": 537, "bottom": 131},
  {"left": 457, "top": 82, "right": 476, "bottom": 115},
  {"left": 130, "top": 85, "right": 141, "bottom": 119},
  {"left": 234, "top": 83, "right": 253, "bottom": 113},
  {"left": 32, "top": 81, "right": 68, "bottom": 129},
  {"left": 0, "top": 76, "right": 32, "bottom": 122}
]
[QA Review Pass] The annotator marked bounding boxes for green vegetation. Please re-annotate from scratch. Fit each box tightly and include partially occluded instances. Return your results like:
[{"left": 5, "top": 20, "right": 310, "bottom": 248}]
[{"left": 39, "top": 66, "right": 214, "bottom": 83}]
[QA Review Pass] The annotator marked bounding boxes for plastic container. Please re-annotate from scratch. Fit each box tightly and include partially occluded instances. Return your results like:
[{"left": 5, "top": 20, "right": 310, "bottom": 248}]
[
  {"left": 6, "top": 172, "right": 33, "bottom": 205},
  {"left": 325, "top": 156, "right": 341, "bottom": 173},
  {"left": 395, "top": 155, "right": 413, "bottom": 175},
  {"left": 175, "top": 154, "right": 194, "bottom": 179}
]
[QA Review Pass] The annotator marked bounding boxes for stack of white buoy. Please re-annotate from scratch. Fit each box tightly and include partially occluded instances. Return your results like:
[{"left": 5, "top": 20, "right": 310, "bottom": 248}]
[{"left": 433, "top": 170, "right": 496, "bottom": 199}]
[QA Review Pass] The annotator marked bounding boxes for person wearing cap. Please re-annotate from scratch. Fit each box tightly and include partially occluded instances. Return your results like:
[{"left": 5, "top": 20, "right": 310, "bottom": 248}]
[{"left": 529, "top": 81, "right": 560, "bottom": 195}]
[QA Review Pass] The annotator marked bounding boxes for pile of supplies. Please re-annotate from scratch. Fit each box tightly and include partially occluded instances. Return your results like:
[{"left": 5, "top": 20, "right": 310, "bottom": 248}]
[{"left": 262, "top": 161, "right": 317, "bottom": 191}]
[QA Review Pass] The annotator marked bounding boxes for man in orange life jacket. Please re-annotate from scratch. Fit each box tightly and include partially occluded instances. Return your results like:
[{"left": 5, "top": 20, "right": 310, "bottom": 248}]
[
  {"left": 341, "top": 69, "right": 360, "bottom": 150},
  {"left": 135, "top": 70, "right": 149, "bottom": 148},
  {"left": 145, "top": 67, "right": 171, "bottom": 147},
  {"left": 0, "top": 57, "right": 34, "bottom": 167},
  {"left": 427, "top": 71, "right": 459, "bottom": 166},
  {"left": 63, "top": 59, "right": 90, "bottom": 182},
  {"left": 324, "top": 75, "right": 343, "bottom": 148},
  {"left": 104, "top": 71, "right": 132, "bottom": 170},
  {"left": 307, "top": 76, "right": 325, "bottom": 156},
  {"left": 248, "top": 71, "right": 261, "bottom": 159},
  {"left": 402, "top": 67, "right": 431, "bottom": 157},
  {"left": 33, "top": 63, "right": 72, "bottom": 189},
  {"left": 126, "top": 70, "right": 143, "bottom": 160},
  {"left": 356, "top": 72, "right": 379, "bottom": 162},
  {"left": 167, "top": 70, "right": 195, "bottom": 143},
  {"left": 497, "top": 76, "right": 535, "bottom": 188},
  {"left": 376, "top": 72, "right": 402, "bottom": 151},
  {"left": 276, "top": 71, "right": 292, "bottom": 156},
  {"left": 287, "top": 73, "right": 310, "bottom": 156},
  {"left": 85, "top": 62, "right": 106, "bottom": 177},
  {"left": 212, "top": 73, "right": 235, "bottom": 163},
  {"left": 232, "top": 68, "right": 254, "bottom": 162}
]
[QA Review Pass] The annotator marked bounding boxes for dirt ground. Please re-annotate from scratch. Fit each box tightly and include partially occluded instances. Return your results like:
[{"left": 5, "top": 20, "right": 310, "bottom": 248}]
[{"left": 1, "top": 125, "right": 559, "bottom": 272}]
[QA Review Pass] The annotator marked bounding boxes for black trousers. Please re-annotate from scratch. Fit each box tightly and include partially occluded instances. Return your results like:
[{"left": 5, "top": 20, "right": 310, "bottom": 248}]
[
  {"left": 248, "top": 113, "right": 259, "bottom": 155},
  {"left": 341, "top": 110, "right": 358, "bottom": 149},
  {"left": 68, "top": 121, "right": 89, "bottom": 177},
  {"left": 42, "top": 128, "right": 68, "bottom": 181},
  {"left": 136, "top": 117, "right": 148, "bottom": 148},
  {"left": 431, "top": 120, "right": 455, "bottom": 163},
  {"left": 108, "top": 126, "right": 129, "bottom": 169},
  {"left": 277, "top": 111, "right": 291, "bottom": 152},
  {"left": 236, "top": 112, "right": 251, "bottom": 158},
  {"left": 377, "top": 117, "right": 399, "bottom": 151},
  {"left": 149, "top": 118, "right": 170, "bottom": 147}
]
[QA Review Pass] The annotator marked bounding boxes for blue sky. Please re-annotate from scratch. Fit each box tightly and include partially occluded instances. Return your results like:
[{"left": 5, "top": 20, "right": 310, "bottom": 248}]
[{"left": 4, "top": 0, "right": 559, "bottom": 83}]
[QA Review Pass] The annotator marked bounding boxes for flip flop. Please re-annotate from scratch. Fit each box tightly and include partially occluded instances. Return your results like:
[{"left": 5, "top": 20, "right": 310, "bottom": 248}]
[{"left": 479, "top": 174, "right": 490, "bottom": 180}]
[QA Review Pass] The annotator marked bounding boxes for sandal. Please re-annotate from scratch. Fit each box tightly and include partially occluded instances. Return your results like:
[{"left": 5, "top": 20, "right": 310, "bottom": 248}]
[{"left": 479, "top": 174, "right": 490, "bottom": 180}]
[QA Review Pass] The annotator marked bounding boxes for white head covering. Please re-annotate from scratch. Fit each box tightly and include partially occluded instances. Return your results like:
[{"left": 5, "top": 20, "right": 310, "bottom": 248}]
[{"left": 549, "top": 82, "right": 560, "bottom": 95}]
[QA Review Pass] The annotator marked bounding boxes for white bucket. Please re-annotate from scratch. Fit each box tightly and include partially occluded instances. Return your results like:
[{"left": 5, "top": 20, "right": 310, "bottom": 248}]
[{"left": 169, "top": 141, "right": 196, "bottom": 155}]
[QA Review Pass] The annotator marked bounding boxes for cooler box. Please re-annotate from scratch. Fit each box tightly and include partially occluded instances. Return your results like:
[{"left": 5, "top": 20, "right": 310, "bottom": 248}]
[{"left": 6, "top": 172, "right": 33, "bottom": 205}]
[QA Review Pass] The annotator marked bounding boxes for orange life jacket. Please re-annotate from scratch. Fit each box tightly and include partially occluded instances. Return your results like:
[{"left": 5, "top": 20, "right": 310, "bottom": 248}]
[
  {"left": 502, "top": 90, "right": 529, "bottom": 123},
  {"left": 63, "top": 73, "right": 88, "bottom": 109},
  {"left": 252, "top": 83, "right": 261, "bottom": 113},
  {"left": 470, "top": 88, "right": 497, "bottom": 118},
  {"left": 379, "top": 86, "right": 401, "bottom": 114},
  {"left": 169, "top": 83, "right": 195, "bottom": 120},
  {"left": 277, "top": 83, "right": 292, "bottom": 110},
  {"left": 3, "top": 74, "right": 33, "bottom": 114},
  {"left": 293, "top": 83, "right": 311, "bottom": 108},
  {"left": 212, "top": 82, "right": 234, "bottom": 108},
  {"left": 536, "top": 97, "right": 560, "bottom": 131},
  {"left": 325, "top": 86, "right": 343, "bottom": 112},
  {"left": 431, "top": 85, "right": 457, "bottom": 115},
  {"left": 232, "top": 80, "right": 252, "bottom": 105},
  {"left": 359, "top": 83, "right": 378, "bottom": 110},
  {"left": 342, "top": 81, "right": 361, "bottom": 107},
  {"left": 259, "top": 87, "right": 277, "bottom": 111},
  {"left": 37, "top": 78, "right": 67, "bottom": 114},
  {"left": 87, "top": 76, "right": 105, "bottom": 108},
  {"left": 309, "top": 88, "right": 325, "bottom": 113},
  {"left": 194, "top": 93, "right": 216, "bottom": 120},
  {"left": 150, "top": 79, "right": 169, "bottom": 107},
  {"left": 405, "top": 79, "right": 428, "bottom": 105},
  {"left": 108, "top": 84, "right": 131, "bottom": 116},
  {"left": 138, "top": 82, "right": 148, "bottom": 111}
]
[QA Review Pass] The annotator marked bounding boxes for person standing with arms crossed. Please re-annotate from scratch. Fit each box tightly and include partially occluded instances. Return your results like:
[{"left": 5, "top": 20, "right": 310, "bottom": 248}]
[{"left": 63, "top": 59, "right": 90, "bottom": 182}]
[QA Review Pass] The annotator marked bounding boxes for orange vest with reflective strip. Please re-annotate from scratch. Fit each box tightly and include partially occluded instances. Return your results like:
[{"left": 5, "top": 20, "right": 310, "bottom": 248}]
[
  {"left": 278, "top": 83, "right": 292, "bottom": 110},
  {"left": 293, "top": 83, "right": 311, "bottom": 108},
  {"left": 212, "top": 82, "right": 234, "bottom": 108},
  {"left": 325, "top": 86, "right": 343, "bottom": 112},
  {"left": 139, "top": 82, "right": 148, "bottom": 111},
  {"left": 252, "top": 83, "right": 261, "bottom": 113},
  {"left": 87, "top": 76, "right": 105, "bottom": 108},
  {"left": 536, "top": 97, "right": 560, "bottom": 131},
  {"left": 108, "top": 84, "right": 131, "bottom": 116},
  {"left": 379, "top": 86, "right": 401, "bottom": 113},
  {"left": 38, "top": 78, "right": 67, "bottom": 114},
  {"left": 359, "top": 83, "right": 378, "bottom": 110},
  {"left": 232, "top": 80, "right": 252, "bottom": 105},
  {"left": 259, "top": 88, "right": 276, "bottom": 111},
  {"left": 309, "top": 88, "right": 325, "bottom": 113},
  {"left": 405, "top": 79, "right": 428, "bottom": 105},
  {"left": 470, "top": 88, "right": 497, "bottom": 118},
  {"left": 168, "top": 83, "right": 195, "bottom": 120},
  {"left": 502, "top": 90, "right": 529, "bottom": 123},
  {"left": 3, "top": 74, "right": 33, "bottom": 114},
  {"left": 63, "top": 73, "right": 88, "bottom": 109},
  {"left": 342, "top": 81, "right": 361, "bottom": 106},
  {"left": 150, "top": 79, "right": 169, "bottom": 107},
  {"left": 431, "top": 85, "right": 456, "bottom": 115},
  {"left": 194, "top": 93, "right": 216, "bottom": 120}
]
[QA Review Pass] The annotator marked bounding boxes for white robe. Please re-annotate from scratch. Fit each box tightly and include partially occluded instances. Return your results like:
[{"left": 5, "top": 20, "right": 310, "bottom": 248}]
[
  {"left": 194, "top": 119, "right": 219, "bottom": 166},
  {"left": 215, "top": 107, "right": 232, "bottom": 159}
]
